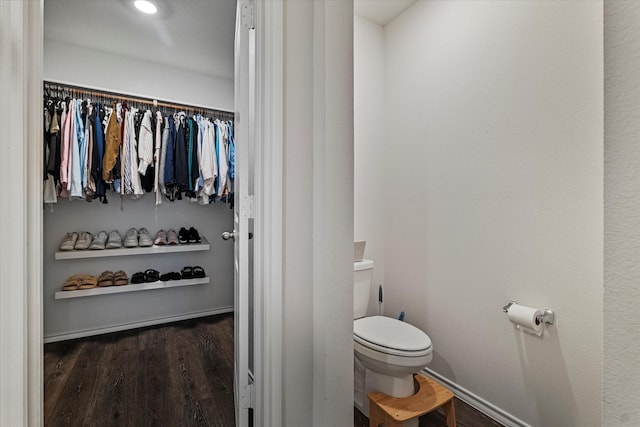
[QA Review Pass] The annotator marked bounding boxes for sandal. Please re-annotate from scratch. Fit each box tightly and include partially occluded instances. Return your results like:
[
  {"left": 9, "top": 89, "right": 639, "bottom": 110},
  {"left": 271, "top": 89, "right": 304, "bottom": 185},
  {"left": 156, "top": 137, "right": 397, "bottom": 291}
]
[
  {"left": 78, "top": 275, "right": 98, "bottom": 289},
  {"left": 181, "top": 266, "right": 193, "bottom": 279},
  {"left": 160, "top": 272, "right": 181, "bottom": 281},
  {"left": 144, "top": 269, "right": 160, "bottom": 283},
  {"left": 131, "top": 272, "right": 146, "bottom": 284},
  {"left": 192, "top": 266, "right": 206, "bottom": 278},
  {"left": 113, "top": 270, "right": 129, "bottom": 286},
  {"left": 62, "top": 274, "right": 83, "bottom": 291},
  {"left": 98, "top": 271, "right": 114, "bottom": 287}
]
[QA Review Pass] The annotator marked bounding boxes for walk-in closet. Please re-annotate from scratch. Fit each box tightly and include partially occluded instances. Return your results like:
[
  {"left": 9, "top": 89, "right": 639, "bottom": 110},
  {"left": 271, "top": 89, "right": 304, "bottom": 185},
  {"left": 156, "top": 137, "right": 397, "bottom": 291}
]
[{"left": 42, "top": 0, "right": 238, "bottom": 424}]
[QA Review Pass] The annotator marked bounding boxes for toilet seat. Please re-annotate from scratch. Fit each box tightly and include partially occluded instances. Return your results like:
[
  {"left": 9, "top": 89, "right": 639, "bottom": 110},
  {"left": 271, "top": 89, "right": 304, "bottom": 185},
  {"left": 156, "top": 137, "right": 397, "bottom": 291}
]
[{"left": 354, "top": 316, "right": 432, "bottom": 357}]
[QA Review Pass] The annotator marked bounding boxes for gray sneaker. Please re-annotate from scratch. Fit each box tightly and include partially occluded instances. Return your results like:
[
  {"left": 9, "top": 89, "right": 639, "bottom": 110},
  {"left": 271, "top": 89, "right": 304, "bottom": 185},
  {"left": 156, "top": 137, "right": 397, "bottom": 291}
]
[
  {"left": 166, "top": 228, "right": 179, "bottom": 245},
  {"left": 154, "top": 229, "right": 167, "bottom": 246},
  {"left": 138, "top": 227, "right": 153, "bottom": 247},
  {"left": 89, "top": 231, "right": 108, "bottom": 250},
  {"left": 59, "top": 232, "right": 79, "bottom": 251},
  {"left": 105, "top": 230, "right": 123, "bottom": 249},
  {"left": 74, "top": 231, "right": 93, "bottom": 250},
  {"left": 123, "top": 228, "right": 139, "bottom": 248}
]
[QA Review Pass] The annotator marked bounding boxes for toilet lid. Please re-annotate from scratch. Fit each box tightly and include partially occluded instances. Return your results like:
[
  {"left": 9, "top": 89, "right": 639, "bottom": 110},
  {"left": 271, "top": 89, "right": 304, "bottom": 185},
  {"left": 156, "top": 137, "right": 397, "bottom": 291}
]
[{"left": 354, "top": 316, "right": 431, "bottom": 353}]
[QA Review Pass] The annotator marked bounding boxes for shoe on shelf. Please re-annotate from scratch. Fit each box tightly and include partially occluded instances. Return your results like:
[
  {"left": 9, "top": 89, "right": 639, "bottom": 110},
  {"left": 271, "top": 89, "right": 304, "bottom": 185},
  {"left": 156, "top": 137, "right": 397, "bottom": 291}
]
[
  {"left": 181, "top": 266, "right": 194, "bottom": 279},
  {"left": 89, "top": 231, "right": 108, "bottom": 250},
  {"left": 98, "top": 271, "right": 114, "bottom": 287},
  {"left": 154, "top": 229, "right": 167, "bottom": 246},
  {"left": 144, "top": 269, "right": 160, "bottom": 283},
  {"left": 166, "top": 229, "right": 179, "bottom": 245},
  {"left": 62, "top": 274, "right": 85, "bottom": 291},
  {"left": 123, "top": 228, "right": 139, "bottom": 248},
  {"left": 131, "top": 272, "right": 145, "bottom": 284},
  {"left": 113, "top": 270, "right": 129, "bottom": 286},
  {"left": 188, "top": 227, "right": 201, "bottom": 244},
  {"left": 138, "top": 227, "right": 153, "bottom": 247},
  {"left": 74, "top": 231, "right": 93, "bottom": 250},
  {"left": 178, "top": 227, "right": 189, "bottom": 244},
  {"left": 59, "top": 232, "right": 79, "bottom": 251},
  {"left": 105, "top": 230, "right": 123, "bottom": 249},
  {"left": 78, "top": 275, "right": 98, "bottom": 290},
  {"left": 192, "top": 266, "right": 206, "bottom": 278},
  {"left": 160, "top": 271, "right": 182, "bottom": 281}
]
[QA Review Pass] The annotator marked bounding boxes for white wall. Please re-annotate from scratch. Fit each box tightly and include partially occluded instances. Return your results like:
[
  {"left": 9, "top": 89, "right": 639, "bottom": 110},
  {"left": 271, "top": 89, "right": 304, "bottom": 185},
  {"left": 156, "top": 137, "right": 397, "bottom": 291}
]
[
  {"left": 281, "top": 1, "right": 354, "bottom": 425},
  {"left": 44, "top": 39, "right": 233, "bottom": 111},
  {"left": 604, "top": 1, "right": 640, "bottom": 425},
  {"left": 355, "top": 1, "right": 603, "bottom": 425},
  {"left": 354, "top": 16, "right": 386, "bottom": 314},
  {"left": 43, "top": 38, "right": 235, "bottom": 338}
]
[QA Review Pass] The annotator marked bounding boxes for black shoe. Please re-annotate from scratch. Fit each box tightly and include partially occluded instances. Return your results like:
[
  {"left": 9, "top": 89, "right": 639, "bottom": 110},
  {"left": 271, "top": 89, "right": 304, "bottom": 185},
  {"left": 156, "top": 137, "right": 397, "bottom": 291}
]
[
  {"left": 192, "top": 265, "right": 206, "bottom": 278},
  {"left": 178, "top": 227, "right": 189, "bottom": 244},
  {"left": 181, "top": 266, "right": 194, "bottom": 279},
  {"left": 188, "top": 227, "right": 201, "bottom": 243}
]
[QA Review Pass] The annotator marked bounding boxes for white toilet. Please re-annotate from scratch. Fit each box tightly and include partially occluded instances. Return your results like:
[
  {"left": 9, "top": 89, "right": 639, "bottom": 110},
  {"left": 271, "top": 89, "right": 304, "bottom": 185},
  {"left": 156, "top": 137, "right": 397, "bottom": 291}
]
[{"left": 353, "top": 260, "right": 432, "bottom": 427}]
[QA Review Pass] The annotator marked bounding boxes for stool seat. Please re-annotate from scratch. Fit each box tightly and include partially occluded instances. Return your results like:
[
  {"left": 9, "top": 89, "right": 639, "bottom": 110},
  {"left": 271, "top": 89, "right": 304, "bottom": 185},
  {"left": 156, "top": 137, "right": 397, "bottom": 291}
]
[{"left": 368, "top": 374, "right": 456, "bottom": 427}]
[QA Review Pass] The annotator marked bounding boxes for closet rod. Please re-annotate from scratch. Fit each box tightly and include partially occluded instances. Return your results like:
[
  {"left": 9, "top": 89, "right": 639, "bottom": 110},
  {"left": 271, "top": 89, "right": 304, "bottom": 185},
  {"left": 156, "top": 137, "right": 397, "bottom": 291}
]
[{"left": 43, "top": 80, "right": 234, "bottom": 119}]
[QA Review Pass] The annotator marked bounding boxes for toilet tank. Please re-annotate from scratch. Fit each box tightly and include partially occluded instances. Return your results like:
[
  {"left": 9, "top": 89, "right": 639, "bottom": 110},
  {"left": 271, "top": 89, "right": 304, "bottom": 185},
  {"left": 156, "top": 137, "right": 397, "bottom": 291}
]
[{"left": 354, "top": 259, "right": 374, "bottom": 319}]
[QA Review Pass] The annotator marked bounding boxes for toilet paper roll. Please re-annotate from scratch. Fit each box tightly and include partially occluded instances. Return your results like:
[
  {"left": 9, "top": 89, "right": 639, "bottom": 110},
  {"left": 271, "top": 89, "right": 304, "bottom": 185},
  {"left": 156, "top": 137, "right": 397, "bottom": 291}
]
[{"left": 507, "top": 304, "right": 544, "bottom": 336}]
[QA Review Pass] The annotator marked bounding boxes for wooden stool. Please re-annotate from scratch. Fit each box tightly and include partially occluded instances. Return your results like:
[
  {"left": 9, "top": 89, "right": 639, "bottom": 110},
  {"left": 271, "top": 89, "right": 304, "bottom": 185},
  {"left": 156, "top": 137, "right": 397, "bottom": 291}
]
[{"left": 368, "top": 374, "right": 456, "bottom": 427}]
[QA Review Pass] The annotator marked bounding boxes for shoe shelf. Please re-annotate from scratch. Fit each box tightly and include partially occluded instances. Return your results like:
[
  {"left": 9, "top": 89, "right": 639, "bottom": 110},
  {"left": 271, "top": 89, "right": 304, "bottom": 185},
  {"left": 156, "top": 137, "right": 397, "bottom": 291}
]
[
  {"left": 55, "top": 236, "right": 210, "bottom": 260},
  {"left": 54, "top": 277, "right": 210, "bottom": 300}
]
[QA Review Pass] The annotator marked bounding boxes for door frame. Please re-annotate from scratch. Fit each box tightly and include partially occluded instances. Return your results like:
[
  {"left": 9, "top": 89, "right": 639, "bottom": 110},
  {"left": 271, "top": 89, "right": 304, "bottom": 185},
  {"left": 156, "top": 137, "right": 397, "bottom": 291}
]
[
  {"left": 253, "top": 0, "right": 284, "bottom": 425},
  {"left": 0, "top": 0, "right": 44, "bottom": 425},
  {"left": 5, "top": 0, "right": 284, "bottom": 425}
]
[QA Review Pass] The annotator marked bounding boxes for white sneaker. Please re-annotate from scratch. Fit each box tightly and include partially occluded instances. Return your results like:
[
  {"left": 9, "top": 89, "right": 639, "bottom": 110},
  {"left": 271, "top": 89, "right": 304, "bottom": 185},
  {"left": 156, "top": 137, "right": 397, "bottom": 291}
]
[
  {"left": 105, "top": 230, "right": 123, "bottom": 249},
  {"left": 123, "top": 228, "right": 139, "bottom": 248},
  {"left": 59, "top": 232, "right": 79, "bottom": 251},
  {"left": 89, "top": 231, "right": 108, "bottom": 250},
  {"left": 138, "top": 228, "right": 153, "bottom": 247},
  {"left": 74, "top": 231, "right": 93, "bottom": 250}
]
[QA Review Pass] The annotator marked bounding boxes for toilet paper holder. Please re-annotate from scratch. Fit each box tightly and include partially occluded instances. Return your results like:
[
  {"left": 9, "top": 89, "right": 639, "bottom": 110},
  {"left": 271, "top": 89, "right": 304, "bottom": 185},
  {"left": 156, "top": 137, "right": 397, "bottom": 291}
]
[{"left": 502, "top": 301, "right": 555, "bottom": 325}]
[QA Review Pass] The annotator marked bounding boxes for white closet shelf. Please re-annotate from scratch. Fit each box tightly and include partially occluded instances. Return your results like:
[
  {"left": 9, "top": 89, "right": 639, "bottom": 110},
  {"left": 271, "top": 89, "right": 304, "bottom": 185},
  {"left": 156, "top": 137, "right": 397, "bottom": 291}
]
[
  {"left": 54, "top": 277, "right": 210, "bottom": 299},
  {"left": 54, "top": 236, "right": 210, "bottom": 260}
]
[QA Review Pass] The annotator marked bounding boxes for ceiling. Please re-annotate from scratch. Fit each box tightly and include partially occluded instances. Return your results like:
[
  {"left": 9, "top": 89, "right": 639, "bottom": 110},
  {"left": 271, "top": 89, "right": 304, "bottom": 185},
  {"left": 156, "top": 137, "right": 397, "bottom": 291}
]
[
  {"left": 44, "top": 0, "right": 237, "bottom": 81},
  {"left": 354, "top": 0, "right": 417, "bottom": 27},
  {"left": 44, "top": 0, "right": 415, "bottom": 81}
]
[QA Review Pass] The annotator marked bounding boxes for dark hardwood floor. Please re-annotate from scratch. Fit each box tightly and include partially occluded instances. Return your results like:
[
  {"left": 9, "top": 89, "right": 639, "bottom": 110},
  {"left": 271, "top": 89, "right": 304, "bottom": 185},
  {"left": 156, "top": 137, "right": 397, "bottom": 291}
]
[
  {"left": 46, "top": 313, "right": 503, "bottom": 427},
  {"left": 44, "top": 313, "right": 235, "bottom": 427},
  {"left": 354, "top": 398, "right": 505, "bottom": 427}
]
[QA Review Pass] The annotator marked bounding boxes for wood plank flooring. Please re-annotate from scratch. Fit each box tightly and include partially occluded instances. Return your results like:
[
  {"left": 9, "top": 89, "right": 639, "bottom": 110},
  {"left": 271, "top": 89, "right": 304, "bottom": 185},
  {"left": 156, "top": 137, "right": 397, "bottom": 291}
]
[
  {"left": 44, "top": 314, "right": 235, "bottom": 427},
  {"left": 46, "top": 313, "right": 504, "bottom": 427}
]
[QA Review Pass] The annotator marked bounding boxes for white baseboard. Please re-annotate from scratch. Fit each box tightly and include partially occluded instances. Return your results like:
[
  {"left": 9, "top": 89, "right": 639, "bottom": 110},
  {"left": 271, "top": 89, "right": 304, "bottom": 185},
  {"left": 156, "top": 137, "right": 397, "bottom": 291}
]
[
  {"left": 43, "top": 306, "right": 235, "bottom": 343},
  {"left": 422, "top": 368, "right": 531, "bottom": 427}
]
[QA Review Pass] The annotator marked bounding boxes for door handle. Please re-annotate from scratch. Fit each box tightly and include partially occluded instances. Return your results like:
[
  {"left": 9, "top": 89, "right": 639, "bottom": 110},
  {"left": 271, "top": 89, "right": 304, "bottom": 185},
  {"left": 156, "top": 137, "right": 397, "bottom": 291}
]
[
  {"left": 222, "top": 231, "right": 237, "bottom": 241},
  {"left": 221, "top": 231, "right": 254, "bottom": 241}
]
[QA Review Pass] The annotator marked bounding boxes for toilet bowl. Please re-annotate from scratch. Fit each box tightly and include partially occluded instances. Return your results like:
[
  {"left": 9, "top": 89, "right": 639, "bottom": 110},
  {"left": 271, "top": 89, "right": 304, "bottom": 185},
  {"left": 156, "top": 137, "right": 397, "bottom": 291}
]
[{"left": 353, "top": 260, "right": 433, "bottom": 427}]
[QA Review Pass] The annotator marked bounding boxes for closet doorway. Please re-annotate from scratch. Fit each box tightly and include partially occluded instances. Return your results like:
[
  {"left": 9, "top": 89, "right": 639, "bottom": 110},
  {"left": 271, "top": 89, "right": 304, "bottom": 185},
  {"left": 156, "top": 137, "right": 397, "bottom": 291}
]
[{"left": 42, "top": 0, "right": 253, "bottom": 425}]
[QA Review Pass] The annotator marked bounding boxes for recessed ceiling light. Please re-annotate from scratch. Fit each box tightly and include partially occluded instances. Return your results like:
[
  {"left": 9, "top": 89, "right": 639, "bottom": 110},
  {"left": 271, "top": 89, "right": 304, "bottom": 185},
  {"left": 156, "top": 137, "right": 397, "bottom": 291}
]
[{"left": 134, "top": 0, "right": 157, "bottom": 14}]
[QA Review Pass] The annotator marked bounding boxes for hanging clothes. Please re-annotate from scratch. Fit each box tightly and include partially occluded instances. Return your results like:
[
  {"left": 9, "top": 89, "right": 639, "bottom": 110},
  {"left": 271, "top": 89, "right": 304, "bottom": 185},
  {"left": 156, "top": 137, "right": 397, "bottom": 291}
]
[
  {"left": 174, "top": 112, "right": 189, "bottom": 195},
  {"left": 42, "top": 83, "right": 233, "bottom": 206},
  {"left": 102, "top": 101, "right": 121, "bottom": 183},
  {"left": 215, "top": 119, "right": 229, "bottom": 198},
  {"left": 154, "top": 111, "right": 163, "bottom": 206}
]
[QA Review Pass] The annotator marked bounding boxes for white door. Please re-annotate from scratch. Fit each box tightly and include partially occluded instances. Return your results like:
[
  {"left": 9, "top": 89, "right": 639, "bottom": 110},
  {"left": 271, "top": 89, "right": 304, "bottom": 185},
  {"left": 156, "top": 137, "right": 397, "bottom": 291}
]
[{"left": 230, "top": 1, "right": 255, "bottom": 426}]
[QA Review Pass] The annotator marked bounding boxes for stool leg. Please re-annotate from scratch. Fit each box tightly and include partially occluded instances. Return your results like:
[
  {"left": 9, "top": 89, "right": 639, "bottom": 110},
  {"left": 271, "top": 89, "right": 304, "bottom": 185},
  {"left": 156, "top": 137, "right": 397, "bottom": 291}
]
[
  {"left": 442, "top": 399, "right": 457, "bottom": 427},
  {"left": 369, "top": 403, "right": 402, "bottom": 427}
]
